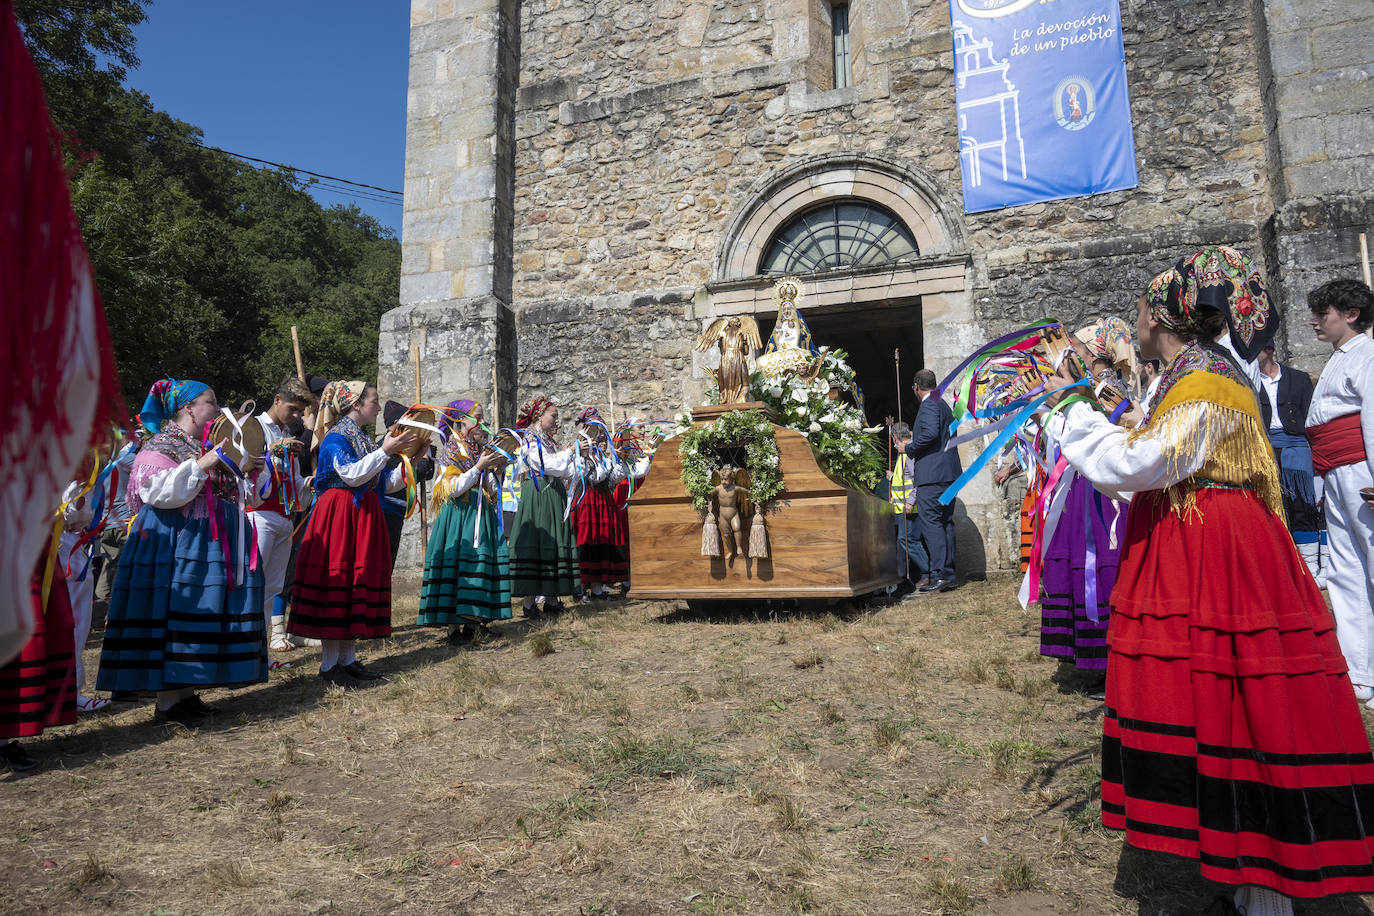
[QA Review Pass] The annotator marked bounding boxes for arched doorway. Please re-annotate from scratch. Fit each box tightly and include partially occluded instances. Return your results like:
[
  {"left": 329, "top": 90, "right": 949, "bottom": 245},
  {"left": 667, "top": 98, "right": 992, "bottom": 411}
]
[{"left": 704, "top": 154, "right": 969, "bottom": 430}]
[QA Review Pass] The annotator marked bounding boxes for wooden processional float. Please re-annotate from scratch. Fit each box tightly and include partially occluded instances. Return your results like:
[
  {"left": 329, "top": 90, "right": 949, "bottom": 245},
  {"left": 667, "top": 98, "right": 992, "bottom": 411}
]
[
  {"left": 625, "top": 277, "right": 899, "bottom": 600},
  {"left": 625, "top": 403, "right": 900, "bottom": 600}
]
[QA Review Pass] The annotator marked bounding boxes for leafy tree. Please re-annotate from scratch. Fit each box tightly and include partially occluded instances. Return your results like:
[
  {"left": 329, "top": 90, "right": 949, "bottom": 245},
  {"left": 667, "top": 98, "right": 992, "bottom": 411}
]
[{"left": 16, "top": 0, "right": 401, "bottom": 409}]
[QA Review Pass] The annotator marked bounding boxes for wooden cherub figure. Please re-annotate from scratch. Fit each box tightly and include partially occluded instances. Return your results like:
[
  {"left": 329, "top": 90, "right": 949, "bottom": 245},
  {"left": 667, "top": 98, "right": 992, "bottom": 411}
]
[{"left": 711, "top": 465, "right": 753, "bottom": 561}]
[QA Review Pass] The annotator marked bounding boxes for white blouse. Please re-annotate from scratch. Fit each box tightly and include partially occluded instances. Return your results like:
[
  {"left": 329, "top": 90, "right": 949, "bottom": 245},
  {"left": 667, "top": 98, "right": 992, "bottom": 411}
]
[
  {"left": 1056, "top": 400, "right": 1210, "bottom": 502},
  {"left": 333, "top": 449, "right": 406, "bottom": 493}
]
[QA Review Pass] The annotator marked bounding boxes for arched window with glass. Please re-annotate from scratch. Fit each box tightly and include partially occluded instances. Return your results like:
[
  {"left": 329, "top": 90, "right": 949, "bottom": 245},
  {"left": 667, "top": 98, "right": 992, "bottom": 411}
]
[{"left": 759, "top": 200, "right": 919, "bottom": 275}]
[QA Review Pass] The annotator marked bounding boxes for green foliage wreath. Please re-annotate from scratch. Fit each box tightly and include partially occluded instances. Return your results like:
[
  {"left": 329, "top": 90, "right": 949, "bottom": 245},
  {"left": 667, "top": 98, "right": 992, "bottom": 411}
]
[{"left": 679, "top": 409, "right": 783, "bottom": 511}]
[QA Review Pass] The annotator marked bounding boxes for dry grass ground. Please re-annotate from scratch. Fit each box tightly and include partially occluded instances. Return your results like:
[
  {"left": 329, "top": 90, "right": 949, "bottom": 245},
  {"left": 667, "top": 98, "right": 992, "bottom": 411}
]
[{"left": 2, "top": 576, "right": 1373, "bottom": 915}]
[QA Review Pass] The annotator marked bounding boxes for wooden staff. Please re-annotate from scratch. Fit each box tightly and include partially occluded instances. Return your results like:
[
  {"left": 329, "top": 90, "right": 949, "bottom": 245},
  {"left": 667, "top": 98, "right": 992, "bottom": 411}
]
[
  {"left": 890, "top": 347, "right": 901, "bottom": 476},
  {"left": 1361, "top": 234, "right": 1371, "bottom": 338},
  {"left": 412, "top": 342, "right": 428, "bottom": 553},
  {"left": 607, "top": 378, "right": 616, "bottom": 430},
  {"left": 291, "top": 326, "right": 305, "bottom": 382},
  {"left": 491, "top": 362, "right": 501, "bottom": 430}
]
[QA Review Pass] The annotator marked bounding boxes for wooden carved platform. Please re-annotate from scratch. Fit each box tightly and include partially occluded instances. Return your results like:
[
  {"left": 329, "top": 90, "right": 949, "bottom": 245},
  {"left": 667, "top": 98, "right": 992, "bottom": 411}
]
[{"left": 627, "top": 409, "right": 900, "bottom": 600}]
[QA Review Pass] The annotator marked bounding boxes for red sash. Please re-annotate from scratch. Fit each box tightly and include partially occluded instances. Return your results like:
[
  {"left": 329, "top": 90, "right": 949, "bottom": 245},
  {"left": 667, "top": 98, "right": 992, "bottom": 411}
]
[
  {"left": 1307, "top": 413, "right": 1366, "bottom": 476},
  {"left": 248, "top": 492, "right": 288, "bottom": 517}
]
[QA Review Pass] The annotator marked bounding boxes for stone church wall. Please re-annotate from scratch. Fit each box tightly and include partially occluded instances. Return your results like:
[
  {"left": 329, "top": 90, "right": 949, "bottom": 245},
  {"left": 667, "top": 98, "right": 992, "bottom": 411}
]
[{"left": 386, "top": 0, "right": 1373, "bottom": 574}]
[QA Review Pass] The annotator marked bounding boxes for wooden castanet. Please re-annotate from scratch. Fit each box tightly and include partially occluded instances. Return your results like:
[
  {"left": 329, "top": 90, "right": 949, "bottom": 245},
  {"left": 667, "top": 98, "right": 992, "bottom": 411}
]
[{"left": 627, "top": 421, "right": 899, "bottom": 599}]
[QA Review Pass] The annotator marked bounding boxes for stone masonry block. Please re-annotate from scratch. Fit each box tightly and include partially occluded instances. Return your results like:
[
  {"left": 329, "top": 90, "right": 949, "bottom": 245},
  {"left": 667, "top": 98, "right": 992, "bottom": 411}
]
[
  {"left": 1267, "top": 29, "right": 1312, "bottom": 79},
  {"left": 400, "top": 271, "right": 453, "bottom": 305},
  {"left": 1311, "top": 24, "right": 1374, "bottom": 71}
]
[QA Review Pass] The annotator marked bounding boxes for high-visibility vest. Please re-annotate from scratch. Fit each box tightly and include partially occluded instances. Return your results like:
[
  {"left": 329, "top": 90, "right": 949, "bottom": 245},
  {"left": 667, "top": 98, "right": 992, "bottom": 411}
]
[
  {"left": 889, "top": 453, "right": 914, "bottom": 514},
  {"left": 501, "top": 463, "right": 521, "bottom": 512}
]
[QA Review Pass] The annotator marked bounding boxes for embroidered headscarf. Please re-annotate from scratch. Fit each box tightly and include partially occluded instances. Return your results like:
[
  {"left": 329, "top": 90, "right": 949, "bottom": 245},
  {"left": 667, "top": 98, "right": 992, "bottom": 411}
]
[
  {"left": 1146, "top": 267, "right": 1189, "bottom": 337},
  {"left": 516, "top": 396, "right": 553, "bottom": 430},
  {"left": 440, "top": 398, "right": 477, "bottom": 444},
  {"left": 576, "top": 407, "right": 604, "bottom": 427},
  {"left": 1178, "top": 246, "right": 1275, "bottom": 361},
  {"left": 139, "top": 378, "right": 210, "bottom": 434},
  {"left": 313, "top": 380, "right": 367, "bottom": 447}
]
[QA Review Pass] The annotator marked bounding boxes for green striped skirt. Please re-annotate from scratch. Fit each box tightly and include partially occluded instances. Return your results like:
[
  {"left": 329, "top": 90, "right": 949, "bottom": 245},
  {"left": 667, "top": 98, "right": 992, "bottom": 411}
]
[
  {"left": 509, "top": 478, "right": 582, "bottom": 597},
  {"left": 419, "top": 490, "right": 512, "bottom": 625}
]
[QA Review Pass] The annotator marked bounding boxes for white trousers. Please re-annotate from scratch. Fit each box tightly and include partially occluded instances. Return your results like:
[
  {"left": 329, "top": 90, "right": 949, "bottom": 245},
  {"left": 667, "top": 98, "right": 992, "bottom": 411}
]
[
  {"left": 58, "top": 531, "right": 94, "bottom": 691},
  {"left": 248, "top": 511, "right": 294, "bottom": 630},
  {"left": 1323, "top": 462, "right": 1374, "bottom": 686}
]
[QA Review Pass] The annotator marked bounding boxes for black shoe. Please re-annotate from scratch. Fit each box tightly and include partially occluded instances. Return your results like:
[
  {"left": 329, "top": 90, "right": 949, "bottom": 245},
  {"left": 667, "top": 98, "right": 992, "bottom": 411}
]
[
  {"left": 155, "top": 701, "right": 202, "bottom": 729},
  {"left": 184, "top": 694, "right": 214, "bottom": 718},
  {"left": 447, "top": 624, "right": 475, "bottom": 645},
  {"left": 543, "top": 599, "right": 567, "bottom": 615},
  {"left": 938, "top": 579, "right": 958, "bottom": 592},
  {"left": 917, "top": 579, "right": 945, "bottom": 593},
  {"left": 319, "top": 666, "right": 359, "bottom": 689},
  {"left": 889, "top": 581, "right": 917, "bottom": 600},
  {"left": 521, "top": 604, "right": 542, "bottom": 621},
  {"left": 342, "top": 661, "right": 382, "bottom": 681},
  {"left": 1, "top": 741, "right": 37, "bottom": 773}
]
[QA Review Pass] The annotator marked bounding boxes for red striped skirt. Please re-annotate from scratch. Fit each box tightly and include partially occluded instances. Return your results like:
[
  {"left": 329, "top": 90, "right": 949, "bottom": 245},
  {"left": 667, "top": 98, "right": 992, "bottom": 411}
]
[
  {"left": 0, "top": 565, "right": 77, "bottom": 739},
  {"left": 1103, "top": 487, "right": 1374, "bottom": 897},
  {"left": 572, "top": 482, "right": 628, "bottom": 584},
  {"left": 288, "top": 488, "right": 392, "bottom": 640}
]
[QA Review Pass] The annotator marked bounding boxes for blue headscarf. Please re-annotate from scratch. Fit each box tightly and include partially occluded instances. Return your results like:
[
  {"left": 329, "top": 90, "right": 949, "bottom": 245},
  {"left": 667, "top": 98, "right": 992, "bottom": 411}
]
[{"left": 139, "top": 378, "right": 210, "bottom": 433}]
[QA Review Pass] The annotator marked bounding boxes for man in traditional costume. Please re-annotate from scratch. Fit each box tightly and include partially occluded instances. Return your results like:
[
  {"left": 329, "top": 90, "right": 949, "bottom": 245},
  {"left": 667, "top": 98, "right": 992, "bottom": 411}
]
[
  {"left": 1044, "top": 255, "right": 1374, "bottom": 915},
  {"left": 419, "top": 399, "right": 511, "bottom": 642},
  {"left": 288, "top": 382, "right": 417, "bottom": 688},
  {"left": 247, "top": 377, "right": 314, "bottom": 660},
  {"left": 1305, "top": 278, "right": 1374, "bottom": 705},
  {"left": 509, "top": 397, "right": 582, "bottom": 617},
  {"left": 97, "top": 380, "right": 269, "bottom": 727}
]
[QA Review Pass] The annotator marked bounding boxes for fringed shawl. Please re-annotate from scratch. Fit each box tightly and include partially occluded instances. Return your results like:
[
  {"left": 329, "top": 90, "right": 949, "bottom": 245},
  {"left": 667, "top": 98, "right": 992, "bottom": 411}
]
[{"left": 1128, "top": 368, "right": 1284, "bottom": 522}]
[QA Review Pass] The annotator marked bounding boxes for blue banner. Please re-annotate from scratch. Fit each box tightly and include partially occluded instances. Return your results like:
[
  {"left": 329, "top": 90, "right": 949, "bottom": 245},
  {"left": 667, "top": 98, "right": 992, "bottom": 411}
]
[{"left": 948, "top": 0, "right": 1138, "bottom": 213}]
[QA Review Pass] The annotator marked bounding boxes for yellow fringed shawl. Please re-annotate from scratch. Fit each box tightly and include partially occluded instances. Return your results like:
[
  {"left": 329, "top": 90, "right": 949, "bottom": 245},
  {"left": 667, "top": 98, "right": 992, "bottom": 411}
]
[{"left": 1127, "top": 370, "right": 1285, "bottom": 521}]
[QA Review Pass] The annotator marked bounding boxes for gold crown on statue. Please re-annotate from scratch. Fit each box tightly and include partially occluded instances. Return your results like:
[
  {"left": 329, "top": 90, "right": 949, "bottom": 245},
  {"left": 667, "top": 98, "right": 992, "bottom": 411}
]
[{"left": 772, "top": 276, "right": 804, "bottom": 309}]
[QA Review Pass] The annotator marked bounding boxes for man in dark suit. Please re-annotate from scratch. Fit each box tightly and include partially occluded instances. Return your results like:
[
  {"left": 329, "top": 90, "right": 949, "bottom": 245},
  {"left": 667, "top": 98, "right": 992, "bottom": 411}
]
[
  {"left": 1256, "top": 343, "right": 1325, "bottom": 583},
  {"left": 906, "top": 369, "right": 962, "bottom": 591}
]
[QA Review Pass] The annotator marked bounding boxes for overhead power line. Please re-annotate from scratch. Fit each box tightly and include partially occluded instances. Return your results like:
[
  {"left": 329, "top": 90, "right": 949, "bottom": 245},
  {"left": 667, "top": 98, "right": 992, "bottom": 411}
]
[{"left": 48, "top": 104, "right": 404, "bottom": 199}]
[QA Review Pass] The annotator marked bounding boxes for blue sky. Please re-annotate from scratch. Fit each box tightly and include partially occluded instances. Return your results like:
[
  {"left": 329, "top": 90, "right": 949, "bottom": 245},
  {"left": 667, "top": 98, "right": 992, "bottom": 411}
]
[{"left": 125, "top": 1, "right": 409, "bottom": 233}]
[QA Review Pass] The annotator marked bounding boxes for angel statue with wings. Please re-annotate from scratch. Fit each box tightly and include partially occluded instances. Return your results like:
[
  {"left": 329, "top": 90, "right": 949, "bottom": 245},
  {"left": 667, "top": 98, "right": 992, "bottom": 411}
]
[{"left": 695, "top": 315, "right": 762, "bottom": 404}]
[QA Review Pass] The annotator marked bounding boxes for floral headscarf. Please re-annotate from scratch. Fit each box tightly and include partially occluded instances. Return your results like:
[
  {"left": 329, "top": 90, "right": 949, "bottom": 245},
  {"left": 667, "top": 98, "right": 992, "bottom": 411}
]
[
  {"left": 1073, "top": 317, "right": 1137, "bottom": 377},
  {"left": 138, "top": 378, "right": 209, "bottom": 434},
  {"left": 1178, "top": 246, "right": 1275, "bottom": 360},
  {"left": 313, "top": 380, "right": 367, "bottom": 447},
  {"left": 516, "top": 396, "right": 553, "bottom": 430},
  {"left": 1146, "top": 267, "right": 1189, "bottom": 337}
]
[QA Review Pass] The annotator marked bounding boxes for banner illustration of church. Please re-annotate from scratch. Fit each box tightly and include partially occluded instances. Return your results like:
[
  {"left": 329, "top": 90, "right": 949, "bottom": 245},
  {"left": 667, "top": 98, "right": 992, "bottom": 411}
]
[{"left": 948, "top": 0, "right": 1138, "bottom": 213}]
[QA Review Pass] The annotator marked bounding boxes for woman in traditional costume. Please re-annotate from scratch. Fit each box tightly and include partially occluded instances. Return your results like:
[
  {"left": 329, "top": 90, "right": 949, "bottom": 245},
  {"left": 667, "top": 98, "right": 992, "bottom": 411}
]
[
  {"left": 96, "top": 379, "right": 268, "bottom": 728},
  {"left": 0, "top": 558, "right": 77, "bottom": 772},
  {"left": 288, "top": 381, "right": 416, "bottom": 688},
  {"left": 571, "top": 408, "right": 629, "bottom": 600},
  {"left": 1035, "top": 328, "right": 1132, "bottom": 680},
  {"left": 509, "top": 397, "right": 581, "bottom": 617},
  {"left": 419, "top": 399, "right": 510, "bottom": 642},
  {"left": 1044, "top": 258, "right": 1374, "bottom": 914}
]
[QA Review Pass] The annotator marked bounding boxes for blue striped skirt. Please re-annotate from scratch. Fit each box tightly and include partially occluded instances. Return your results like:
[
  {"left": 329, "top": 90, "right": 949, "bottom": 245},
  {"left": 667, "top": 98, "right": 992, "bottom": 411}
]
[{"left": 97, "top": 501, "right": 268, "bottom": 695}]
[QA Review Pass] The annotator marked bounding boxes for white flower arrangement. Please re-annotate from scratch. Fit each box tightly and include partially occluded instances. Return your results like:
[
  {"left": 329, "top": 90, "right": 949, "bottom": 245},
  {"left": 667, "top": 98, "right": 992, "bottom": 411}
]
[{"left": 746, "top": 348, "right": 884, "bottom": 492}]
